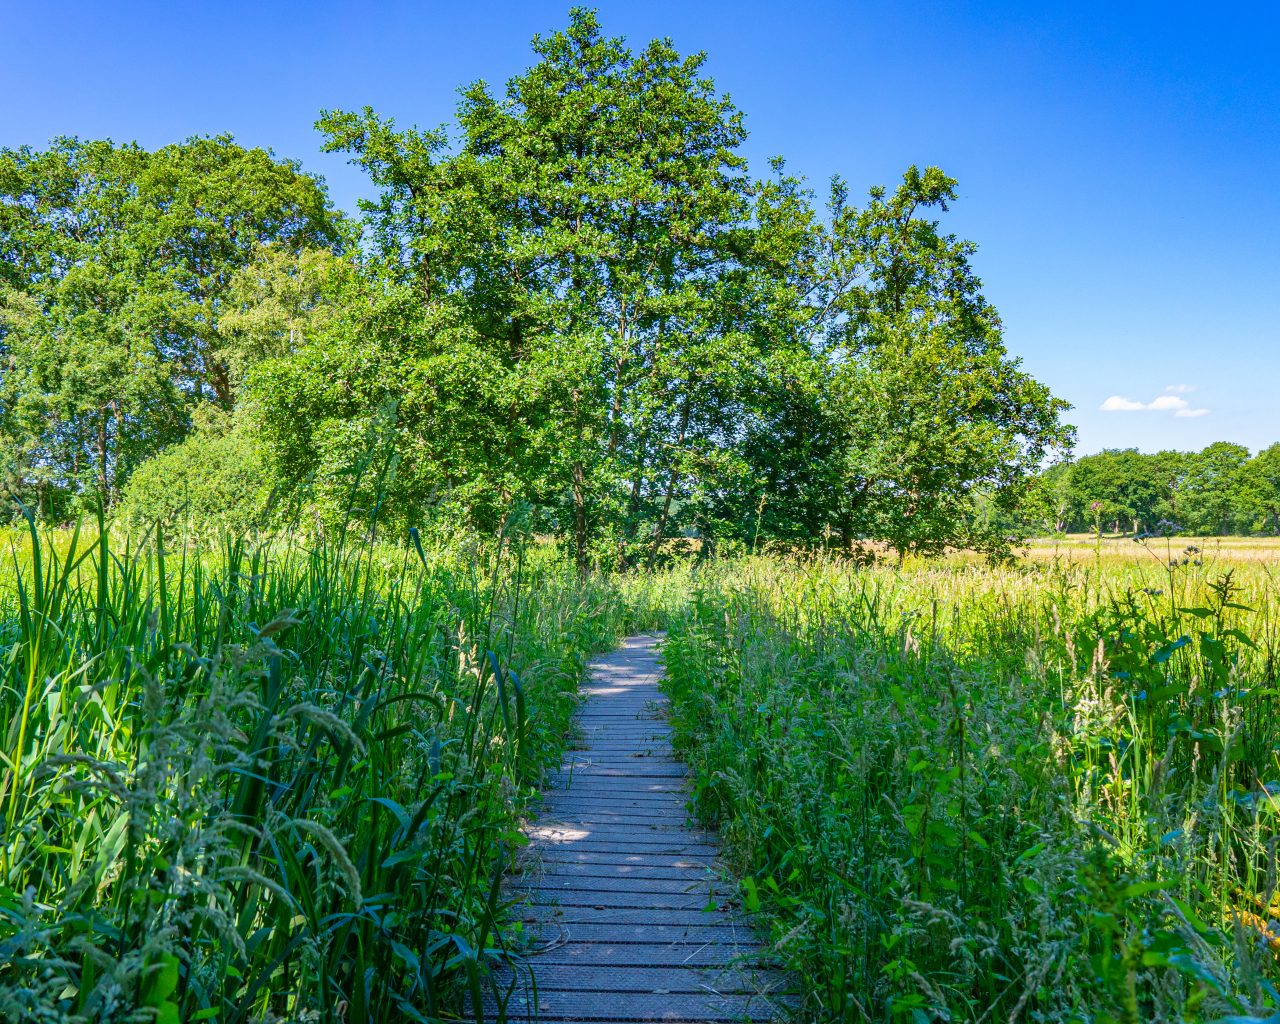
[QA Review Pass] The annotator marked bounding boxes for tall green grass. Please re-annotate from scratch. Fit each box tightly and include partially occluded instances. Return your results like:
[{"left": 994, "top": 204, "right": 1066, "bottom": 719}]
[
  {"left": 662, "top": 554, "right": 1280, "bottom": 1021},
  {"left": 0, "top": 515, "right": 628, "bottom": 1022}
]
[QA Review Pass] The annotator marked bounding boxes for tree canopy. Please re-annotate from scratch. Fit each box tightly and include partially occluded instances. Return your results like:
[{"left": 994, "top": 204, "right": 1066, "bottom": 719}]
[
  {"left": 0, "top": 135, "right": 343, "bottom": 511},
  {"left": 3, "top": 10, "right": 1088, "bottom": 562},
  {"left": 1040, "top": 443, "right": 1280, "bottom": 537}
]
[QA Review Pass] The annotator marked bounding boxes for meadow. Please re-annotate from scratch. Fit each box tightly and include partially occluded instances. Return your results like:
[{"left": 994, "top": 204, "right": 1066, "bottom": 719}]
[
  {"left": 3, "top": 519, "right": 1279, "bottom": 1023},
  {"left": 661, "top": 543, "right": 1280, "bottom": 1022}
]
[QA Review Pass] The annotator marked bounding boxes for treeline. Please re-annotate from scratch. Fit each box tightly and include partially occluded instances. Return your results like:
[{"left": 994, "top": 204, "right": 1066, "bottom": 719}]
[
  {"left": 0, "top": 10, "right": 1073, "bottom": 566},
  {"left": 1040, "top": 443, "right": 1280, "bottom": 536}
]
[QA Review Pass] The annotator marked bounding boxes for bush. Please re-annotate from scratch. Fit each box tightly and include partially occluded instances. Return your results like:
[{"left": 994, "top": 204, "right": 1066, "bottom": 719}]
[{"left": 116, "top": 407, "right": 271, "bottom": 532}]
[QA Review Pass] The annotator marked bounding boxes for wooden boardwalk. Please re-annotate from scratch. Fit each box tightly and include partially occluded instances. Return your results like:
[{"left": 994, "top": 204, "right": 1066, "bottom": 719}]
[{"left": 493, "top": 635, "right": 791, "bottom": 1023}]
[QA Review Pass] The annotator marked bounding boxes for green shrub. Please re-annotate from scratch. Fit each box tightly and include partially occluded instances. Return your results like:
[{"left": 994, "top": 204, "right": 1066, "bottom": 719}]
[{"left": 116, "top": 407, "right": 271, "bottom": 532}]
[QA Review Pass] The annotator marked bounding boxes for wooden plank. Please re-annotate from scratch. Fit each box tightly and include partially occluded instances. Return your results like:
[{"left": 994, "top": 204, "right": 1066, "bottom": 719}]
[
  {"left": 536, "top": 815, "right": 696, "bottom": 829},
  {"left": 523, "top": 874, "right": 720, "bottom": 896},
  {"left": 544, "top": 788, "right": 690, "bottom": 802},
  {"left": 523, "top": 922, "right": 760, "bottom": 945},
  {"left": 500, "top": 634, "right": 788, "bottom": 1021},
  {"left": 517, "top": 905, "right": 759, "bottom": 927},
  {"left": 491, "top": 990, "right": 789, "bottom": 1021},
  {"left": 529, "top": 849, "right": 720, "bottom": 866},
  {"left": 554, "top": 769, "right": 684, "bottom": 778},
  {"left": 527, "top": 827, "right": 718, "bottom": 845},
  {"left": 541, "top": 799, "right": 692, "bottom": 813},
  {"left": 520, "top": 869, "right": 720, "bottom": 886},
  {"left": 546, "top": 782, "right": 689, "bottom": 795},
  {"left": 521, "top": 889, "right": 716, "bottom": 909},
  {"left": 525, "top": 941, "right": 761, "bottom": 966},
  {"left": 546, "top": 779, "right": 688, "bottom": 792},
  {"left": 497, "top": 963, "right": 784, "bottom": 994},
  {"left": 528, "top": 841, "right": 722, "bottom": 858}
]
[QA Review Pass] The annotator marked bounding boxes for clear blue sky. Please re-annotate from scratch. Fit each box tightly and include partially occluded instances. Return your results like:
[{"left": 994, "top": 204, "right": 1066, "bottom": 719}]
[{"left": 3, "top": 1, "right": 1277, "bottom": 456}]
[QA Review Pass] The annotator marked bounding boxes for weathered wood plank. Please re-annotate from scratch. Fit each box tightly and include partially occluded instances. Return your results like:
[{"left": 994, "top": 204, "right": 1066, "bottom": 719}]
[
  {"left": 520, "top": 889, "right": 716, "bottom": 909},
  {"left": 519, "top": 862, "right": 721, "bottom": 882},
  {"left": 492, "top": 989, "right": 790, "bottom": 1021},
  {"left": 529, "top": 849, "right": 720, "bottom": 866},
  {"left": 499, "top": 634, "right": 789, "bottom": 1022},
  {"left": 546, "top": 779, "right": 688, "bottom": 793},
  {"left": 527, "top": 824, "right": 718, "bottom": 846},
  {"left": 525, "top": 941, "right": 762, "bottom": 966},
  {"left": 523, "top": 874, "right": 720, "bottom": 896},
  {"left": 499, "top": 963, "right": 788, "bottom": 994},
  {"left": 522, "top": 921, "right": 760, "bottom": 944},
  {"left": 517, "top": 905, "right": 752, "bottom": 927}
]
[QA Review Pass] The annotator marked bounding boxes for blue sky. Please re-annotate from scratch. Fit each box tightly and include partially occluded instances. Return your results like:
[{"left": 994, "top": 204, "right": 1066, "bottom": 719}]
[{"left": 2, "top": 1, "right": 1276, "bottom": 456}]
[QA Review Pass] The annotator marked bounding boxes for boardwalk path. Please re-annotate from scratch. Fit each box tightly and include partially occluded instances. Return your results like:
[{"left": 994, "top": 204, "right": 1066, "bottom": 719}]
[{"left": 497, "top": 634, "right": 790, "bottom": 1023}]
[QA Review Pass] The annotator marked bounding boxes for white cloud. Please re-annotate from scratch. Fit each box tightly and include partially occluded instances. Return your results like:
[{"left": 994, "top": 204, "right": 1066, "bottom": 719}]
[
  {"left": 1100, "top": 395, "right": 1148, "bottom": 411},
  {"left": 1100, "top": 389, "right": 1210, "bottom": 417}
]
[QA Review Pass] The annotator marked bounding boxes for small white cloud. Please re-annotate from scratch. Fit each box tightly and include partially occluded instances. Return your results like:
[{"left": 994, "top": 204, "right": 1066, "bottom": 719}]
[
  {"left": 1100, "top": 389, "right": 1210, "bottom": 417},
  {"left": 1101, "top": 395, "right": 1148, "bottom": 411}
]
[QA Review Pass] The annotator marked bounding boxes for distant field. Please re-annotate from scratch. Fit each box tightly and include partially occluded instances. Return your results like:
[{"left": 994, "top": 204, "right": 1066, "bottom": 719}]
[{"left": 1022, "top": 532, "right": 1280, "bottom": 562}]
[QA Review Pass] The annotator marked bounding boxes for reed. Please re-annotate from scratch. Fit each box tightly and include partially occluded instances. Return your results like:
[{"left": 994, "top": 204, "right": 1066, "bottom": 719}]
[{"left": 0, "top": 514, "right": 629, "bottom": 1022}]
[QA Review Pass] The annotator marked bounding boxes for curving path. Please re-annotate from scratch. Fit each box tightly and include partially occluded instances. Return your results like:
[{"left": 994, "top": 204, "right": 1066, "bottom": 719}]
[{"left": 495, "top": 634, "right": 791, "bottom": 1023}]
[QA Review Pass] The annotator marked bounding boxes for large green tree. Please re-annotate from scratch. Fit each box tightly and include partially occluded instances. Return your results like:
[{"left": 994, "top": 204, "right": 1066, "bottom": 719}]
[
  {"left": 727, "top": 167, "right": 1073, "bottom": 557},
  {"left": 297, "top": 16, "right": 1070, "bottom": 563},
  {"left": 0, "top": 136, "right": 342, "bottom": 507},
  {"left": 1246, "top": 443, "right": 1280, "bottom": 534},
  {"left": 80, "top": 11, "right": 1070, "bottom": 561},
  {"left": 307, "top": 9, "right": 774, "bottom": 567}
]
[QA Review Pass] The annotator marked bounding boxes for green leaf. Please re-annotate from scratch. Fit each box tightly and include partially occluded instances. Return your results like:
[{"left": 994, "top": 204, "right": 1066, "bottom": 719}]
[{"left": 142, "top": 953, "right": 180, "bottom": 1006}]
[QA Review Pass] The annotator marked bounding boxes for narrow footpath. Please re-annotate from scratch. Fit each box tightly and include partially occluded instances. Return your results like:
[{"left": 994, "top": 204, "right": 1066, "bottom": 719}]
[{"left": 497, "top": 634, "right": 791, "bottom": 1023}]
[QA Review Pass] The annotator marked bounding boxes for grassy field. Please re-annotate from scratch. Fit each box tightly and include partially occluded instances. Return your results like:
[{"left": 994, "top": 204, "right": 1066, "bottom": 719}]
[
  {"left": 1022, "top": 533, "right": 1280, "bottom": 564},
  {"left": 3, "top": 521, "right": 1279, "bottom": 1022},
  {"left": 661, "top": 549, "right": 1280, "bottom": 1022},
  {"left": 0, "top": 520, "right": 652, "bottom": 1022}
]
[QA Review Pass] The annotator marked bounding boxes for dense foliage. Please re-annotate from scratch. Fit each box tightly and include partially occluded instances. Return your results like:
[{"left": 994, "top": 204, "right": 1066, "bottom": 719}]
[
  {"left": 0, "top": 517, "right": 639, "bottom": 1022},
  {"left": 2, "top": 11, "right": 1072, "bottom": 562},
  {"left": 0, "top": 136, "right": 343, "bottom": 512},
  {"left": 1041, "top": 444, "right": 1280, "bottom": 537},
  {"left": 662, "top": 554, "right": 1280, "bottom": 1022}
]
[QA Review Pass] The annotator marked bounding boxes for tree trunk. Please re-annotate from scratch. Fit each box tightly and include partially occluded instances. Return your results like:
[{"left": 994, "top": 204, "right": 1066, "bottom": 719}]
[
  {"left": 573, "top": 459, "right": 587, "bottom": 577},
  {"left": 648, "top": 387, "right": 693, "bottom": 565},
  {"left": 209, "top": 359, "right": 233, "bottom": 407}
]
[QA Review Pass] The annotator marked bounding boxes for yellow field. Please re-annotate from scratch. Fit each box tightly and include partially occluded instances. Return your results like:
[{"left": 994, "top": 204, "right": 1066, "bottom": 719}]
[{"left": 1022, "top": 533, "right": 1280, "bottom": 564}]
